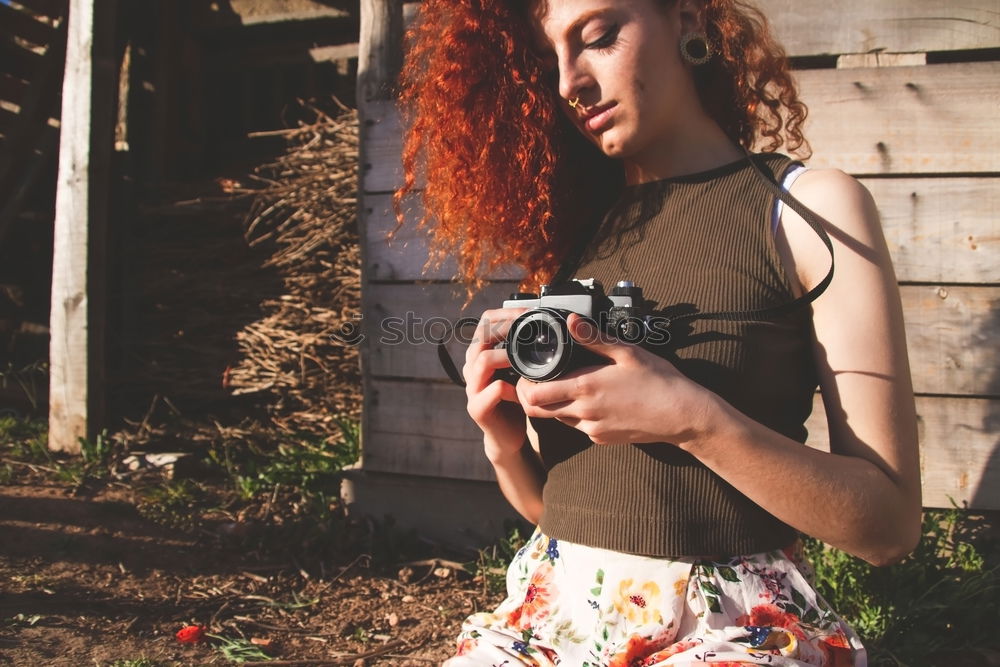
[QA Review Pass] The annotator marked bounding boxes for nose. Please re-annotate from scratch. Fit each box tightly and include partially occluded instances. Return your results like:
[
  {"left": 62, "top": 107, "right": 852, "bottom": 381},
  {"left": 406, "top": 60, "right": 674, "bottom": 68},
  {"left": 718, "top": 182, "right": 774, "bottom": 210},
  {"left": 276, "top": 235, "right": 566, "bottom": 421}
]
[{"left": 557, "top": 54, "right": 594, "bottom": 103}]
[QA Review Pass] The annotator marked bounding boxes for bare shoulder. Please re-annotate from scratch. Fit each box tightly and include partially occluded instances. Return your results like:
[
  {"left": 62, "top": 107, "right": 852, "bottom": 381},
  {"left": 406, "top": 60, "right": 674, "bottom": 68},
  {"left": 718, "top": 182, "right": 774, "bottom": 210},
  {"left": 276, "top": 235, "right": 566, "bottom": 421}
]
[{"left": 779, "top": 167, "right": 887, "bottom": 293}]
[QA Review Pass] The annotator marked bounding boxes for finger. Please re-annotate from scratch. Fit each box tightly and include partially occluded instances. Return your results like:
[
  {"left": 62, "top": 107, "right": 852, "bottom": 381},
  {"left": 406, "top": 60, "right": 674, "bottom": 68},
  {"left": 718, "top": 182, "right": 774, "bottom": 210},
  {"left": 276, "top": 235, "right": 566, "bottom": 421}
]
[
  {"left": 517, "top": 365, "right": 595, "bottom": 408},
  {"left": 464, "top": 349, "right": 513, "bottom": 393},
  {"left": 566, "top": 312, "right": 627, "bottom": 359},
  {"left": 520, "top": 398, "right": 574, "bottom": 420},
  {"left": 464, "top": 308, "right": 528, "bottom": 364},
  {"left": 468, "top": 379, "right": 522, "bottom": 423}
]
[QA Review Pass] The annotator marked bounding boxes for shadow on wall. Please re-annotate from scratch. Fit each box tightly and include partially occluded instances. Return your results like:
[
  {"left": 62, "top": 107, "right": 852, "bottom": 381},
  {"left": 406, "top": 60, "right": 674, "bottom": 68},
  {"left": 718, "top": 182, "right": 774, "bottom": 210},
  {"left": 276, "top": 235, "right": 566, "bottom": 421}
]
[{"left": 971, "top": 298, "right": 1000, "bottom": 513}]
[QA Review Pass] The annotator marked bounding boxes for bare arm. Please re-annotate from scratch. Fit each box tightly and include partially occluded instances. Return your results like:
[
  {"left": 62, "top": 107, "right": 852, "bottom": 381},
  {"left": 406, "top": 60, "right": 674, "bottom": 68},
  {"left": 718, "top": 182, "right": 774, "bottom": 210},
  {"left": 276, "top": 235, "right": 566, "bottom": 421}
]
[
  {"left": 486, "top": 431, "right": 546, "bottom": 525},
  {"left": 463, "top": 307, "right": 546, "bottom": 525}
]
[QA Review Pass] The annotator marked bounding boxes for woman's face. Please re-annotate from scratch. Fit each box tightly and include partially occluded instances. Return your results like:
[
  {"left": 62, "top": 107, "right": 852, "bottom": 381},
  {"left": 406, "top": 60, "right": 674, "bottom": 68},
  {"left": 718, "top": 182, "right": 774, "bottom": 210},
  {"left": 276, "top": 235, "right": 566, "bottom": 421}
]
[{"left": 531, "top": 0, "right": 701, "bottom": 162}]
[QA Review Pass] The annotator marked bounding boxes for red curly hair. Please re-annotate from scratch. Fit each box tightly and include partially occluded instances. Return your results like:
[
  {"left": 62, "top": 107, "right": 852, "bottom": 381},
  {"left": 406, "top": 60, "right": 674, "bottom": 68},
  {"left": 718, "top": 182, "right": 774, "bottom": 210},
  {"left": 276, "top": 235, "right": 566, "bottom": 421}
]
[{"left": 394, "top": 0, "right": 809, "bottom": 304}]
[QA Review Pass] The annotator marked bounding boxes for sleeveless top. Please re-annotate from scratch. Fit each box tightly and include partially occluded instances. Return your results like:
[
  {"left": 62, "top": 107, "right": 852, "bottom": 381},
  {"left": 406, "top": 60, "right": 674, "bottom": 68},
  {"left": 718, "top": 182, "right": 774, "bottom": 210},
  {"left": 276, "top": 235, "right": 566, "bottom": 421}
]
[{"left": 530, "top": 153, "right": 818, "bottom": 558}]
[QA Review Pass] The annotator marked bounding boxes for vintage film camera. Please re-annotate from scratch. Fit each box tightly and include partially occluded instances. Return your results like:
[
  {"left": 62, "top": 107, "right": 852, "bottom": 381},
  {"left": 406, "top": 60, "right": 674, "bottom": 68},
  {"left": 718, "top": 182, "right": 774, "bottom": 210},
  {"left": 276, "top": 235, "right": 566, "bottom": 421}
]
[{"left": 494, "top": 278, "right": 668, "bottom": 383}]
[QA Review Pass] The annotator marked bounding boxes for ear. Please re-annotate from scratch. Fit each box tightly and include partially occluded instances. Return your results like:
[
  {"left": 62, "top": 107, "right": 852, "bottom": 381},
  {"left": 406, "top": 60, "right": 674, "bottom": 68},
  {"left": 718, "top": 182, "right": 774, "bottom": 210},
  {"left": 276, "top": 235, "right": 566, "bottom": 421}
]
[{"left": 676, "top": 0, "right": 706, "bottom": 34}]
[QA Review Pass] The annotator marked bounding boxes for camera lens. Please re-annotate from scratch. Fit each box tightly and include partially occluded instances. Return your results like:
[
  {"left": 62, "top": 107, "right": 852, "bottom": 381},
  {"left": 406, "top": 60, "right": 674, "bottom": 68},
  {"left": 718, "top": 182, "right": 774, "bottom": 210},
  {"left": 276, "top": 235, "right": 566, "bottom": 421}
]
[
  {"left": 516, "top": 319, "right": 558, "bottom": 366},
  {"left": 506, "top": 308, "right": 572, "bottom": 381}
]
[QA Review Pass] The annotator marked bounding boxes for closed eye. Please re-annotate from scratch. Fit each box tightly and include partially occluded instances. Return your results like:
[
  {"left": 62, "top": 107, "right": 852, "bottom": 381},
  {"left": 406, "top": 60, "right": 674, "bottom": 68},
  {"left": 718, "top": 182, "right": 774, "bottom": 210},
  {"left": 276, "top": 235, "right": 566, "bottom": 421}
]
[{"left": 585, "top": 23, "right": 620, "bottom": 51}]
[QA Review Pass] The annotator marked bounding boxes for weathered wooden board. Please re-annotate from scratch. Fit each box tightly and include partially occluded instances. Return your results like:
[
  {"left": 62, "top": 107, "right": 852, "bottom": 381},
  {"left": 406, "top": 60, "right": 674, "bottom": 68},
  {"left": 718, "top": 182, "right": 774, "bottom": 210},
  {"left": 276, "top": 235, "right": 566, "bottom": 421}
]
[
  {"left": 363, "top": 63, "right": 1000, "bottom": 192},
  {"left": 365, "top": 193, "right": 524, "bottom": 281},
  {"left": 48, "top": 0, "right": 112, "bottom": 453},
  {"left": 12, "top": 0, "right": 66, "bottom": 21},
  {"left": 366, "top": 283, "right": 1000, "bottom": 397},
  {"left": 366, "top": 379, "right": 496, "bottom": 481},
  {"left": 805, "top": 396, "right": 1000, "bottom": 511},
  {"left": 860, "top": 177, "right": 1000, "bottom": 284},
  {"left": 366, "top": 179, "right": 999, "bottom": 284},
  {"left": 800, "top": 62, "right": 1000, "bottom": 174},
  {"left": 366, "top": 281, "right": 515, "bottom": 382},
  {"left": 756, "top": 0, "right": 1000, "bottom": 57},
  {"left": 903, "top": 285, "right": 999, "bottom": 396},
  {"left": 367, "top": 379, "right": 1000, "bottom": 509}
]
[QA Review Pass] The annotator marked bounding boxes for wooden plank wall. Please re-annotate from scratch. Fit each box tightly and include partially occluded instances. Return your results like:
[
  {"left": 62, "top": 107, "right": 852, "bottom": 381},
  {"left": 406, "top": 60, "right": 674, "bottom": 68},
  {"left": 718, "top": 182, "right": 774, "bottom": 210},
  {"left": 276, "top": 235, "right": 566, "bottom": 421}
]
[{"left": 357, "top": 0, "right": 1000, "bottom": 510}]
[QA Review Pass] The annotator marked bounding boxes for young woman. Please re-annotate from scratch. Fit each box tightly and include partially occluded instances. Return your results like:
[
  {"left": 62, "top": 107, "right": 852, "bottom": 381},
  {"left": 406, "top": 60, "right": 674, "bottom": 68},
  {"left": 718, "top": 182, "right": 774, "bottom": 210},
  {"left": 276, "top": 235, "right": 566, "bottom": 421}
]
[{"left": 395, "top": 0, "right": 921, "bottom": 664}]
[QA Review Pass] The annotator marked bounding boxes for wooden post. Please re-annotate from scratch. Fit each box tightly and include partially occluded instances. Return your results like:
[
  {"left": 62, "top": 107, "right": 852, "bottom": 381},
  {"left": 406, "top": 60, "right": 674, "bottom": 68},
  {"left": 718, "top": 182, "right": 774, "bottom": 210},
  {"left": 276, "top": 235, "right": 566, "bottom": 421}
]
[
  {"left": 358, "top": 0, "right": 403, "bottom": 104},
  {"left": 49, "top": 0, "right": 116, "bottom": 452},
  {"left": 356, "top": 0, "right": 404, "bottom": 465}
]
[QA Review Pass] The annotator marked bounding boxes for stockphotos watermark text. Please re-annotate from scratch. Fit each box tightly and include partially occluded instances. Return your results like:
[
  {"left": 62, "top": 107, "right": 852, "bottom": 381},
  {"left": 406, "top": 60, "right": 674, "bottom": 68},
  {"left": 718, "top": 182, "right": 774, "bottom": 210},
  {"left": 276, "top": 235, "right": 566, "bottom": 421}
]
[{"left": 328, "top": 312, "right": 673, "bottom": 347}]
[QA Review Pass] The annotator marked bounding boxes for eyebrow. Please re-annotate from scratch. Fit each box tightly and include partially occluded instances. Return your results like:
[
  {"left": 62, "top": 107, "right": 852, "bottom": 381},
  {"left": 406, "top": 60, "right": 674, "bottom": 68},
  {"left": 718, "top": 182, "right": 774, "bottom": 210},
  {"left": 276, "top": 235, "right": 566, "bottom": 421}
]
[{"left": 561, "top": 8, "right": 615, "bottom": 41}]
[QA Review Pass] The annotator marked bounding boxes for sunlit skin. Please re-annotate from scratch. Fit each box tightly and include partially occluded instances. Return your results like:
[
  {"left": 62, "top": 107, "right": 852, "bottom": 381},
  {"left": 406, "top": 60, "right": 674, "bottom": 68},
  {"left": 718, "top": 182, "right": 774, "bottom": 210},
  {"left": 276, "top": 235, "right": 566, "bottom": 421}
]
[{"left": 462, "top": 0, "right": 921, "bottom": 566}]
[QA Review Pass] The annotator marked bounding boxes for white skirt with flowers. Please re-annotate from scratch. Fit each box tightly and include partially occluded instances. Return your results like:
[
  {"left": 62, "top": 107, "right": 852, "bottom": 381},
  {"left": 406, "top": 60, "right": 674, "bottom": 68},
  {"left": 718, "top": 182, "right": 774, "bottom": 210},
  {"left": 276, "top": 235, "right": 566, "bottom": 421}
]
[{"left": 443, "top": 526, "right": 865, "bottom": 667}]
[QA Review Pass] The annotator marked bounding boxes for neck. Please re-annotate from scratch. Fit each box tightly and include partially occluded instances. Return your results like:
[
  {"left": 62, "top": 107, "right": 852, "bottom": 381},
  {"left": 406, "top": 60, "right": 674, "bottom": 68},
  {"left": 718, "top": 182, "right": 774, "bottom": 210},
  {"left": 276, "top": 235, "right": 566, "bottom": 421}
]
[{"left": 623, "top": 115, "right": 745, "bottom": 185}]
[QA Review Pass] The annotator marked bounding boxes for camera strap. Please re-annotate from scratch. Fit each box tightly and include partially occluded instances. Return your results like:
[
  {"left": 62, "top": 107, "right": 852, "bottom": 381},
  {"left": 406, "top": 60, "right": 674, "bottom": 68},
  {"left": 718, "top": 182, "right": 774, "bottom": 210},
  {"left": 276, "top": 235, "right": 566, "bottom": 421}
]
[{"left": 436, "top": 152, "right": 835, "bottom": 387}]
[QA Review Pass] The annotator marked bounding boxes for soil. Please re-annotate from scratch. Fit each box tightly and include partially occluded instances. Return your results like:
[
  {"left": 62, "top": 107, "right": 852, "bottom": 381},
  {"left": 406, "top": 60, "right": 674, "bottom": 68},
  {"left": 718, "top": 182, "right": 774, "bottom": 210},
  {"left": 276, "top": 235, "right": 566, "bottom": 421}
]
[{"left": 0, "top": 479, "right": 505, "bottom": 666}]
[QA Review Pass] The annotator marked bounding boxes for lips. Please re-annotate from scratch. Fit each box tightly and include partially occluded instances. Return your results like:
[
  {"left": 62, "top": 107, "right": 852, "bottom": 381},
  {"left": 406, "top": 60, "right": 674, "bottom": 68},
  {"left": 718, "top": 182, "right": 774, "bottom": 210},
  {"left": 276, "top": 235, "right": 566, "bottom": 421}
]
[{"left": 581, "top": 103, "right": 617, "bottom": 133}]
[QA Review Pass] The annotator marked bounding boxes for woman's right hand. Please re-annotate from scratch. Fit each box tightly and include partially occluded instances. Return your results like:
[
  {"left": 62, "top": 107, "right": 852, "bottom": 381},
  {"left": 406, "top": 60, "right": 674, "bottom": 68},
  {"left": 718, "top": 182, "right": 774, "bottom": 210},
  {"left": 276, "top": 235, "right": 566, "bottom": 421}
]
[{"left": 462, "top": 307, "right": 529, "bottom": 462}]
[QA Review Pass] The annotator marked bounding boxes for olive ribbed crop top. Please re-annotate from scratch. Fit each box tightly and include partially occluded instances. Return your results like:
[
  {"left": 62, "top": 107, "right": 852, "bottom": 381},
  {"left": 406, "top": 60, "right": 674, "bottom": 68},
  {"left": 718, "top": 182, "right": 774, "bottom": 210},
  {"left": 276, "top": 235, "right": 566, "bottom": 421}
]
[{"left": 531, "top": 153, "right": 819, "bottom": 557}]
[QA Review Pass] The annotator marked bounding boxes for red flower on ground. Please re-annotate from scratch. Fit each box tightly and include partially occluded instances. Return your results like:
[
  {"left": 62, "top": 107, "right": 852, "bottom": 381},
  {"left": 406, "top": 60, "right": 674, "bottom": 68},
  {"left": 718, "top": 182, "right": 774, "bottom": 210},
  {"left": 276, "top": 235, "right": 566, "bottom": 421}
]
[{"left": 175, "top": 624, "right": 205, "bottom": 643}]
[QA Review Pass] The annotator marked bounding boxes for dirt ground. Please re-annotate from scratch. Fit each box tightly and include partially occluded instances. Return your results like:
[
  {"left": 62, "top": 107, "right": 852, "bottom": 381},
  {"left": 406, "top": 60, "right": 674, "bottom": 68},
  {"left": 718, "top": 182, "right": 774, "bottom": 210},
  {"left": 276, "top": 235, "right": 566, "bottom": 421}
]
[{"left": 0, "top": 479, "right": 505, "bottom": 666}]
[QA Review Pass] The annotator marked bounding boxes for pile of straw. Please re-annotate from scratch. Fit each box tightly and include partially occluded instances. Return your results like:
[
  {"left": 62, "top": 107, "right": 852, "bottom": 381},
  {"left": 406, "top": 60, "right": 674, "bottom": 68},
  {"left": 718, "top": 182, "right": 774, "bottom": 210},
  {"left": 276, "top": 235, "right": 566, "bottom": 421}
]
[
  {"left": 118, "top": 100, "right": 361, "bottom": 442},
  {"left": 226, "top": 101, "right": 362, "bottom": 434}
]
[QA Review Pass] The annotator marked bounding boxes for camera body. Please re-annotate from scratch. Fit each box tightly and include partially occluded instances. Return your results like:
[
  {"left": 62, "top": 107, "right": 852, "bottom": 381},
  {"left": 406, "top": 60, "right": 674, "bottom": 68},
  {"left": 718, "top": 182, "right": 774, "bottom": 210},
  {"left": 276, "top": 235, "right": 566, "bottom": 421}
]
[{"left": 495, "top": 278, "right": 663, "bottom": 383}]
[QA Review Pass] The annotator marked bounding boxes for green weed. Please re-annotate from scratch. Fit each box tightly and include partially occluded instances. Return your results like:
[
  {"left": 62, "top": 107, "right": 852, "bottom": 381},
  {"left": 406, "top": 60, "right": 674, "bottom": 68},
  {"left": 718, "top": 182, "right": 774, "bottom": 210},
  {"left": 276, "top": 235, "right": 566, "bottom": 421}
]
[
  {"left": 0, "top": 360, "right": 47, "bottom": 414},
  {"left": 0, "top": 415, "right": 49, "bottom": 462},
  {"left": 206, "top": 633, "right": 272, "bottom": 663},
  {"left": 136, "top": 479, "right": 204, "bottom": 530},
  {"left": 104, "top": 658, "right": 169, "bottom": 667},
  {"left": 805, "top": 505, "right": 1000, "bottom": 665},
  {"left": 469, "top": 521, "right": 528, "bottom": 596}
]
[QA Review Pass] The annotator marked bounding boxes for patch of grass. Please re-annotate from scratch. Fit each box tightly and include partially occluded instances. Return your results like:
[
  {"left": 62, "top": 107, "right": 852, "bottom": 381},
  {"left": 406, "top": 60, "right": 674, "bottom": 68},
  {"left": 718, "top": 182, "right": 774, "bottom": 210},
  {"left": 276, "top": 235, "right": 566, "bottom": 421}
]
[
  {"left": 0, "top": 415, "right": 50, "bottom": 462},
  {"left": 206, "top": 633, "right": 272, "bottom": 663},
  {"left": 206, "top": 417, "right": 357, "bottom": 501},
  {"left": 0, "top": 360, "right": 47, "bottom": 415},
  {"left": 469, "top": 521, "right": 529, "bottom": 596},
  {"left": 136, "top": 479, "right": 205, "bottom": 530},
  {"left": 104, "top": 658, "right": 170, "bottom": 667},
  {"left": 805, "top": 504, "right": 1000, "bottom": 665}
]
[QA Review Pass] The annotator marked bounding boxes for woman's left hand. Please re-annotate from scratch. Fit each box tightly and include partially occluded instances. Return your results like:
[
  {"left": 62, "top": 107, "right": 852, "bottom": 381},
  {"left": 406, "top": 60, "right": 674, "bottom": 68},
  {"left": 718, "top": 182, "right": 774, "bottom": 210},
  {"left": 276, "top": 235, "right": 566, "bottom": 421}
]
[{"left": 516, "top": 313, "right": 713, "bottom": 446}]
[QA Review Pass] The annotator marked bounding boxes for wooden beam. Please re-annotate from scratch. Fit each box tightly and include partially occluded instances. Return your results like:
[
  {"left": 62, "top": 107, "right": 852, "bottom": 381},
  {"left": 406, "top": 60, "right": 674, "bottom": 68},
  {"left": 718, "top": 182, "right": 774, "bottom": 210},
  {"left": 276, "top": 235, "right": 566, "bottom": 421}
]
[
  {"left": 367, "top": 379, "right": 1000, "bottom": 510},
  {"left": 756, "top": 0, "right": 1000, "bottom": 57},
  {"left": 0, "top": 2, "right": 57, "bottom": 48},
  {"left": 12, "top": 0, "right": 67, "bottom": 22},
  {"left": 358, "top": 0, "right": 402, "bottom": 103},
  {"left": 0, "top": 37, "right": 46, "bottom": 82},
  {"left": 800, "top": 61, "right": 1000, "bottom": 174},
  {"left": 358, "top": 0, "right": 405, "bottom": 473},
  {"left": 48, "top": 0, "right": 116, "bottom": 453}
]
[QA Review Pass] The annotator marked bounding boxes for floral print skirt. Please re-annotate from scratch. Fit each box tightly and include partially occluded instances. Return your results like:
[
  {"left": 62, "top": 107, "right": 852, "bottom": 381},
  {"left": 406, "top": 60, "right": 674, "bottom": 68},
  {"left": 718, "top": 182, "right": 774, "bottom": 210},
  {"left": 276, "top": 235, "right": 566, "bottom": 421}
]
[{"left": 443, "top": 527, "right": 865, "bottom": 667}]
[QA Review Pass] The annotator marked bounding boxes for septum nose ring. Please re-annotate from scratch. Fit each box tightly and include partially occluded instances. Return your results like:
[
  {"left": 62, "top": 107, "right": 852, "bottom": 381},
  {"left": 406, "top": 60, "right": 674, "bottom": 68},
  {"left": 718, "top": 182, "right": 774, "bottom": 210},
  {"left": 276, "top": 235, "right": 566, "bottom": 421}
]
[{"left": 568, "top": 97, "right": 581, "bottom": 109}]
